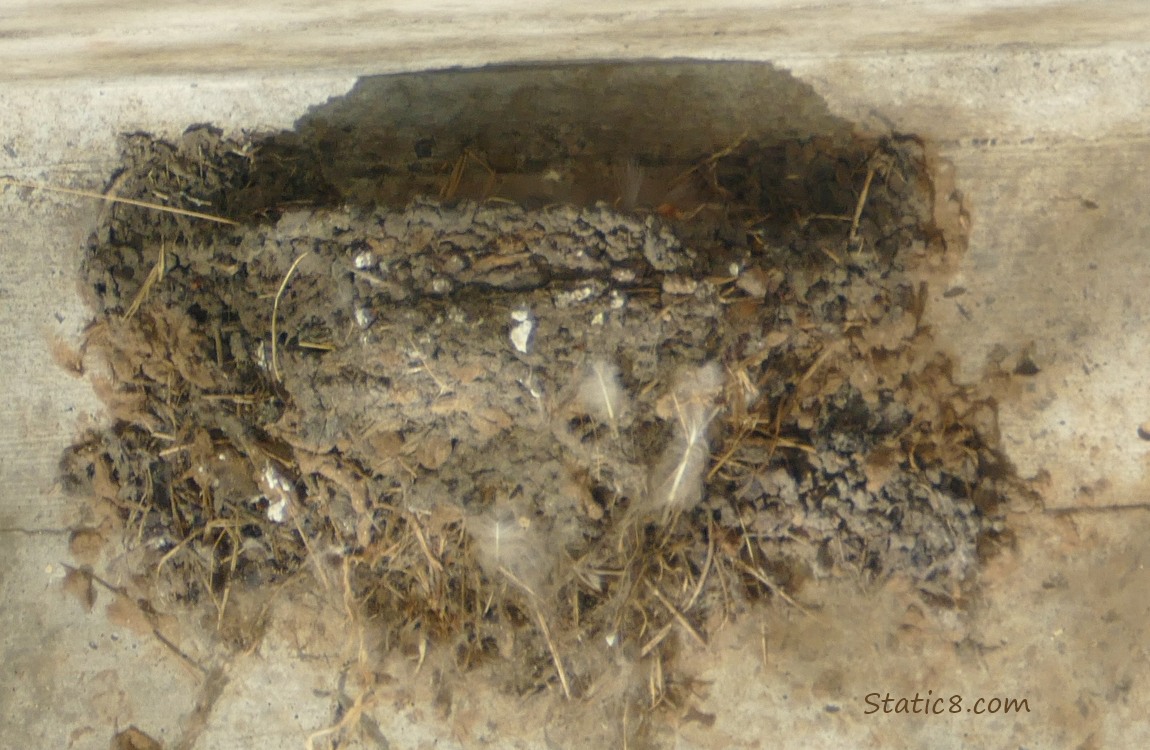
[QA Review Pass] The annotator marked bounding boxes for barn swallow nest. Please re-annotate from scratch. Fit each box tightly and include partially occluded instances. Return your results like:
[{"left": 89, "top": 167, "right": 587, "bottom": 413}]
[{"left": 61, "top": 126, "right": 1012, "bottom": 707}]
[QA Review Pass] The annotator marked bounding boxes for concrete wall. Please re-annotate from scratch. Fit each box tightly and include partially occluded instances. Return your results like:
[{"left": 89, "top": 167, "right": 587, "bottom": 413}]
[{"left": 4, "top": 3, "right": 1150, "bottom": 748}]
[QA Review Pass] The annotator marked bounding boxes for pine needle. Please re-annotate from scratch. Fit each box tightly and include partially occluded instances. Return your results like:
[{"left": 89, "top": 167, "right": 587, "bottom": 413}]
[
  {"left": 271, "top": 252, "right": 310, "bottom": 383},
  {"left": 124, "top": 243, "right": 166, "bottom": 320},
  {"left": 1, "top": 176, "right": 238, "bottom": 225}
]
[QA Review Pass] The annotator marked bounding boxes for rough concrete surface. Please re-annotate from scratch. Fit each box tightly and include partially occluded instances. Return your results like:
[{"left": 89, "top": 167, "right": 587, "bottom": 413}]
[{"left": 3, "top": 2, "right": 1150, "bottom": 748}]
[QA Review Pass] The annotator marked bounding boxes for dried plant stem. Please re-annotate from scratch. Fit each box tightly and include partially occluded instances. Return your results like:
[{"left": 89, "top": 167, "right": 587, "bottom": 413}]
[
  {"left": 671, "top": 131, "right": 749, "bottom": 187},
  {"left": 66, "top": 564, "right": 208, "bottom": 676},
  {"left": 848, "top": 166, "right": 877, "bottom": 249},
  {"left": 124, "top": 243, "right": 166, "bottom": 319},
  {"left": 405, "top": 336, "right": 451, "bottom": 394},
  {"left": 639, "top": 622, "right": 674, "bottom": 658},
  {"left": 271, "top": 252, "right": 309, "bottom": 383},
  {"left": 440, "top": 149, "right": 496, "bottom": 201},
  {"left": 645, "top": 582, "right": 707, "bottom": 648},
  {"left": 798, "top": 342, "right": 840, "bottom": 386},
  {"left": 215, "top": 527, "right": 241, "bottom": 630},
  {"left": 734, "top": 559, "right": 813, "bottom": 617},
  {"left": 533, "top": 606, "right": 572, "bottom": 700},
  {"left": 760, "top": 619, "right": 769, "bottom": 667},
  {"left": 289, "top": 501, "right": 334, "bottom": 594},
  {"left": 408, "top": 513, "right": 445, "bottom": 574},
  {"left": 708, "top": 419, "right": 752, "bottom": 480},
  {"left": 683, "top": 522, "right": 714, "bottom": 612},
  {"left": 1, "top": 177, "right": 238, "bottom": 225},
  {"left": 305, "top": 681, "right": 375, "bottom": 750}
]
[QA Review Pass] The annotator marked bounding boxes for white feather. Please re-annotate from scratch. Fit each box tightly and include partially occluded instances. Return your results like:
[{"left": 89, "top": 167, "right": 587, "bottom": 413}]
[
  {"left": 575, "top": 358, "right": 628, "bottom": 431},
  {"left": 466, "top": 508, "right": 553, "bottom": 598},
  {"left": 646, "top": 362, "right": 724, "bottom": 517}
]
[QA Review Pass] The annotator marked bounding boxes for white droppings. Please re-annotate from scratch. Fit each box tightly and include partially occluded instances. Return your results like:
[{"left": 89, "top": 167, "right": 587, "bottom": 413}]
[
  {"left": 509, "top": 307, "right": 535, "bottom": 354},
  {"left": 267, "top": 497, "right": 288, "bottom": 524},
  {"left": 354, "top": 306, "right": 376, "bottom": 329},
  {"left": 553, "top": 284, "right": 600, "bottom": 308},
  {"left": 354, "top": 250, "right": 377, "bottom": 270},
  {"left": 260, "top": 465, "right": 295, "bottom": 524}
]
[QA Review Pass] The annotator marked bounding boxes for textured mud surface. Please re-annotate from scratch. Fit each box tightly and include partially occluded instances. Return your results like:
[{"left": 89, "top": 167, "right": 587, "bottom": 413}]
[{"left": 61, "top": 123, "right": 1012, "bottom": 737}]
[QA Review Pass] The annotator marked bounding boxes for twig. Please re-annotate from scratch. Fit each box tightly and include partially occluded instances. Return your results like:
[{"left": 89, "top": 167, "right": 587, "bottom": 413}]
[
  {"left": 298, "top": 340, "right": 336, "bottom": 351},
  {"left": 683, "top": 521, "right": 714, "bottom": 612},
  {"left": 645, "top": 582, "right": 707, "bottom": 648},
  {"left": 734, "top": 559, "right": 813, "bottom": 617},
  {"left": 1, "top": 177, "right": 238, "bottom": 225},
  {"left": 639, "top": 622, "right": 674, "bottom": 658},
  {"left": 671, "top": 131, "right": 749, "bottom": 186},
  {"left": 534, "top": 607, "right": 572, "bottom": 700},
  {"left": 407, "top": 513, "right": 445, "bottom": 574},
  {"left": 150, "top": 628, "right": 209, "bottom": 678},
  {"left": 798, "top": 342, "right": 840, "bottom": 385},
  {"left": 124, "top": 243, "right": 166, "bottom": 319},
  {"left": 305, "top": 683, "right": 374, "bottom": 750},
  {"left": 440, "top": 149, "right": 496, "bottom": 201},
  {"left": 759, "top": 619, "right": 769, "bottom": 667},
  {"left": 496, "top": 561, "right": 581, "bottom": 697},
  {"left": 405, "top": 336, "right": 451, "bottom": 395},
  {"left": 271, "top": 252, "right": 310, "bottom": 382},
  {"left": 498, "top": 566, "right": 539, "bottom": 600},
  {"left": 649, "top": 651, "right": 665, "bottom": 708},
  {"left": 1044, "top": 503, "right": 1150, "bottom": 515},
  {"left": 215, "top": 528, "right": 241, "bottom": 631},
  {"left": 201, "top": 393, "right": 260, "bottom": 404},
  {"left": 65, "top": 563, "right": 208, "bottom": 675},
  {"left": 848, "top": 166, "right": 876, "bottom": 249}
]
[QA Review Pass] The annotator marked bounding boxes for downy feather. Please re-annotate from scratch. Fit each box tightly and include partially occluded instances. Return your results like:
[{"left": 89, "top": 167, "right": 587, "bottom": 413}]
[{"left": 646, "top": 362, "right": 724, "bottom": 517}]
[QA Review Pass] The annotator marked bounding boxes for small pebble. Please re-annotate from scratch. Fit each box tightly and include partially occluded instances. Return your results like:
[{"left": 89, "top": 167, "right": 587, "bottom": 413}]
[{"left": 1138, "top": 422, "right": 1150, "bottom": 441}]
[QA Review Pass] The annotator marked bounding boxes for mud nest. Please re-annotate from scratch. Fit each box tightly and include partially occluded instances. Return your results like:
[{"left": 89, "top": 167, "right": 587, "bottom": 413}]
[{"left": 62, "top": 123, "right": 1011, "bottom": 704}]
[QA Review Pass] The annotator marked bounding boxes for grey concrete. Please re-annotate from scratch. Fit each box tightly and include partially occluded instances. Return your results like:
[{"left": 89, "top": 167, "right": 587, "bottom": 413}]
[{"left": 3, "top": 3, "right": 1150, "bottom": 748}]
